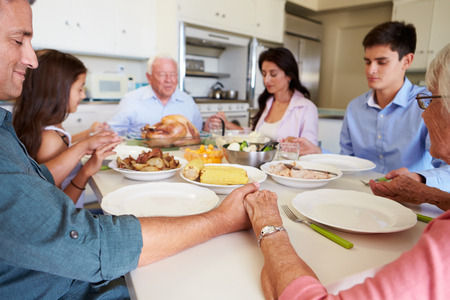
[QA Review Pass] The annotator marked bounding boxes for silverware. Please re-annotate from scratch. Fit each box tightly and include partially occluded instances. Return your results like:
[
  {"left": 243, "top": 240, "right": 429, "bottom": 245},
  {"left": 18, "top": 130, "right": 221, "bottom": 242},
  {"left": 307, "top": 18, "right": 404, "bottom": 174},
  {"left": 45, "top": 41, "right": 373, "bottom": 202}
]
[
  {"left": 283, "top": 163, "right": 339, "bottom": 177},
  {"left": 360, "top": 177, "right": 389, "bottom": 186},
  {"left": 416, "top": 213, "right": 434, "bottom": 223},
  {"left": 281, "top": 205, "right": 353, "bottom": 249}
]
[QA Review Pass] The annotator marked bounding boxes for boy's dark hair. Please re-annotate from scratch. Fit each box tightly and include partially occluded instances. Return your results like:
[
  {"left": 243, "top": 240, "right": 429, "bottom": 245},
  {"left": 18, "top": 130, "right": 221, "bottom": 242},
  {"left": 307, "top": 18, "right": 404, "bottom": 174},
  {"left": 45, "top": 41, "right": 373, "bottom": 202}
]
[{"left": 362, "top": 21, "right": 416, "bottom": 60}]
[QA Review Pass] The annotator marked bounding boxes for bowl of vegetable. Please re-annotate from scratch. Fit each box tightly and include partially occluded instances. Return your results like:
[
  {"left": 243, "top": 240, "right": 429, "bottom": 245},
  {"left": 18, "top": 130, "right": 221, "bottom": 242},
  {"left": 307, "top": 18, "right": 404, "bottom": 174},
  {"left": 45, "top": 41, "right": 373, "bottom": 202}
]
[{"left": 222, "top": 141, "right": 278, "bottom": 168}]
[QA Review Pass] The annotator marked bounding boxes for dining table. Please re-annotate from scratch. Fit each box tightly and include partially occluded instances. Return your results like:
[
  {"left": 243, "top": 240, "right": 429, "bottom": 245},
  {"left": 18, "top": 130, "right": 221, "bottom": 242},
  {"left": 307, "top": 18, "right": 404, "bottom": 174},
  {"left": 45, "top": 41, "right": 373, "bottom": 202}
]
[{"left": 88, "top": 148, "right": 444, "bottom": 300}]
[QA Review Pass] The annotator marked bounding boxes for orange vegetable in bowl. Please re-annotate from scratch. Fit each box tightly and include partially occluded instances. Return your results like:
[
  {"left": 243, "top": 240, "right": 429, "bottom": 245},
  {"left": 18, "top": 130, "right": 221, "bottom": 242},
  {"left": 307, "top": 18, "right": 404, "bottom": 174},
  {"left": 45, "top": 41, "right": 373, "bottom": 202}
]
[{"left": 184, "top": 144, "right": 223, "bottom": 163}]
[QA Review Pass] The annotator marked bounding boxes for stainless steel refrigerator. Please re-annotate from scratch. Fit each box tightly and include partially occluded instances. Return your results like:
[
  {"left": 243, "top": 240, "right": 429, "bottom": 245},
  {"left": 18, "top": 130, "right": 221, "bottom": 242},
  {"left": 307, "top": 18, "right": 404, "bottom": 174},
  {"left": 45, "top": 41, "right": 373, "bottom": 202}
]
[{"left": 247, "top": 14, "right": 322, "bottom": 108}]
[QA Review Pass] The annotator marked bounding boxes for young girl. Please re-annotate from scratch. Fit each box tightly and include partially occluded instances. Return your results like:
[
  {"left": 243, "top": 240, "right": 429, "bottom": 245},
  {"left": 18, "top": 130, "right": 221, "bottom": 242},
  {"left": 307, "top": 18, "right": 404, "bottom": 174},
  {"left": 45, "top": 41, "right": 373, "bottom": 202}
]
[{"left": 13, "top": 49, "right": 117, "bottom": 208}]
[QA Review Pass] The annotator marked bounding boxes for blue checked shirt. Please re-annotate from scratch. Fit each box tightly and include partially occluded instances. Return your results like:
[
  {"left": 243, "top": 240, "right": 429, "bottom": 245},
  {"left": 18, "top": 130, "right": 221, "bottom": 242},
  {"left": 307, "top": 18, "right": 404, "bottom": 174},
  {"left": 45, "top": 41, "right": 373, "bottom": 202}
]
[{"left": 0, "top": 108, "right": 143, "bottom": 298}]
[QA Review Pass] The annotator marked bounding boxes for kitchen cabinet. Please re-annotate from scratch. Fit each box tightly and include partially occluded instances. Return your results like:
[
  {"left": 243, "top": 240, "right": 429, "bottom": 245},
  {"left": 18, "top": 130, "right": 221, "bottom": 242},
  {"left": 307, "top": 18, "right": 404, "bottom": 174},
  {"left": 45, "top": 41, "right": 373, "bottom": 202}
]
[
  {"left": 63, "top": 103, "right": 118, "bottom": 135},
  {"left": 31, "top": 0, "right": 155, "bottom": 59},
  {"left": 254, "top": 0, "right": 285, "bottom": 43},
  {"left": 178, "top": 0, "right": 285, "bottom": 43},
  {"left": 392, "top": 0, "right": 450, "bottom": 70},
  {"left": 179, "top": 0, "right": 254, "bottom": 36}
]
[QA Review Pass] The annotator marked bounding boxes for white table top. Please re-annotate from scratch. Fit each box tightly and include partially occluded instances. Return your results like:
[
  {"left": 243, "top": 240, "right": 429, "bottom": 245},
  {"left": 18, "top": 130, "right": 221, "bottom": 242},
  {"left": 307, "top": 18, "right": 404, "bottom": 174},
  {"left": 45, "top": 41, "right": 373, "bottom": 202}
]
[{"left": 89, "top": 150, "right": 443, "bottom": 300}]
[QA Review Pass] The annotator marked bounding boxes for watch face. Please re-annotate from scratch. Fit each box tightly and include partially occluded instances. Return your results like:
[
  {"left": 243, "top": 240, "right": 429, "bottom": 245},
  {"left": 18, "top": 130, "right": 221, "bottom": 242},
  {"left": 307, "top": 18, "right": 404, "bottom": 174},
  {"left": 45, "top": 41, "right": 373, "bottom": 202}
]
[{"left": 261, "top": 225, "right": 276, "bottom": 234}]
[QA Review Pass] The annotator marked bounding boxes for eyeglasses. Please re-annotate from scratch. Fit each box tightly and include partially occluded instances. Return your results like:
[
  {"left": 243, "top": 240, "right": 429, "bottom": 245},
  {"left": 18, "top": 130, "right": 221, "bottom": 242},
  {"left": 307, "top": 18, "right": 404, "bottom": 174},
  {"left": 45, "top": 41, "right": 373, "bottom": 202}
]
[
  {"left": 154, "top": 72, "right": 177, "bottom": 80},
  {"left": 415, "top": 93, "right": 442, "bottom": 109}
]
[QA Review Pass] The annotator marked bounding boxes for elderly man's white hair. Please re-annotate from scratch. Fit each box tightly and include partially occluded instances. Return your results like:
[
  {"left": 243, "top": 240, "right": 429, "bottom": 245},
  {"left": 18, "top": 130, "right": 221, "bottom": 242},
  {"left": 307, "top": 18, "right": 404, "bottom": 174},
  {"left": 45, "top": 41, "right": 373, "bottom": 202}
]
[
  {"left": 426, "top": 43, "right": 450, "bottom": 112},
  {"left": 146, "top": 54, "right": 178, "bottom": 75}
]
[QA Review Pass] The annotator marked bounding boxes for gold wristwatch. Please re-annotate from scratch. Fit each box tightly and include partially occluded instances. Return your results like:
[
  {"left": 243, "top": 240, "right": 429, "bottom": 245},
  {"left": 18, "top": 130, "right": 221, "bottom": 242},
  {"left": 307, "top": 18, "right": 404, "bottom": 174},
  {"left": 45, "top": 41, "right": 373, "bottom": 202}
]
[{"left": 257, "top": 225, "right": 286, "bottom": 247}]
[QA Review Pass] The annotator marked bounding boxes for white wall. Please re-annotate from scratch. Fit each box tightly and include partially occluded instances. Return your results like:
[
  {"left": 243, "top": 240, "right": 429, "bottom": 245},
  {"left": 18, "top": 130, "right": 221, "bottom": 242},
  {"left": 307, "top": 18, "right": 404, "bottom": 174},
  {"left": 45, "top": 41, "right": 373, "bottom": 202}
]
[{"left": 310, "top": 3, "right": 393, "bottom": 109}]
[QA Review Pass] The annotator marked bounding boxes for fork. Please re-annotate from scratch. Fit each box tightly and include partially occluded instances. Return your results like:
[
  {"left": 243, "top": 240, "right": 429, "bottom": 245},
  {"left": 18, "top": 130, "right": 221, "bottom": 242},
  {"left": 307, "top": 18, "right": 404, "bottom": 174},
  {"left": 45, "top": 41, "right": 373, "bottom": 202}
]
[
  {"left": 360, "top": 177, "right": 389, "bottom": 186},
  {"left": 281, "top": 205, "right": 353, "bottom": 249}
]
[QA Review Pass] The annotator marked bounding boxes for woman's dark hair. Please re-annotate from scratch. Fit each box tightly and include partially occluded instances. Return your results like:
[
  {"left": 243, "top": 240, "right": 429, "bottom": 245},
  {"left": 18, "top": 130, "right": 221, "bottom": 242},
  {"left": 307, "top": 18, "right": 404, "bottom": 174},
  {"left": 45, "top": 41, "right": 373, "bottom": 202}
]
[
  {"left": 251, "top": 47, "right": 310, "bottom": 130},
  {"left": 362, "top": 21, "right": 416, "bottom": 60},
  {"left": 13, "top": 49, "right": 87, "bottom": 159}
]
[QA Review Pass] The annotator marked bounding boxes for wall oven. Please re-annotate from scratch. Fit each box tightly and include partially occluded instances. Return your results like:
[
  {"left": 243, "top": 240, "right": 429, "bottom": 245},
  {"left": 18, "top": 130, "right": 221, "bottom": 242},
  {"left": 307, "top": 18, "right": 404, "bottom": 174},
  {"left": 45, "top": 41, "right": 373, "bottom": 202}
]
[{"left": 196, "top": 101, "right": 250, "bottom": 128}]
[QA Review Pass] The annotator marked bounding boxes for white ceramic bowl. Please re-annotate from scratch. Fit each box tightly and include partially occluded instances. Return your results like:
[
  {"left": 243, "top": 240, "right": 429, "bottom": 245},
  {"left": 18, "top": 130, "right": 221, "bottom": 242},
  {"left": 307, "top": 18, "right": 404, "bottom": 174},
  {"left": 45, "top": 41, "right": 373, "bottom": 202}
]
[
  {"left": 109, "top": 148, "right": 188, "bottom": 181},
  {"left": 260, "top": 160, "right": 343, "bottom": 188}
]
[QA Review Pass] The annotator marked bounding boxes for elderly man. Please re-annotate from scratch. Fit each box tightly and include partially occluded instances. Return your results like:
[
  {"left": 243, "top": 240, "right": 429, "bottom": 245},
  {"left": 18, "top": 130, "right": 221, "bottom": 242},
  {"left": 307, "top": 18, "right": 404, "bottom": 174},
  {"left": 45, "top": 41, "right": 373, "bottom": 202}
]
[
  {"left": 0, "top": 0, "right": 258, "bottom": 298},
  {"left": 108, "top": 54, "right": 203, "bottom": 135}
]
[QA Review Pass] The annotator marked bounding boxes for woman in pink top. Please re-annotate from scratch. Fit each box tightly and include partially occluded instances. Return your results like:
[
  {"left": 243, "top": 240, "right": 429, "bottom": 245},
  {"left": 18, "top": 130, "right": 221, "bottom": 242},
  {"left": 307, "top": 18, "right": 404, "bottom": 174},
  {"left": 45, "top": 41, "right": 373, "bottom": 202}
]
[
  {"left": 205, "top": 47, "right": 318, "bottom": 144},
  {"left": 242, "top": 44, "right": 450, "bottom": 299}
]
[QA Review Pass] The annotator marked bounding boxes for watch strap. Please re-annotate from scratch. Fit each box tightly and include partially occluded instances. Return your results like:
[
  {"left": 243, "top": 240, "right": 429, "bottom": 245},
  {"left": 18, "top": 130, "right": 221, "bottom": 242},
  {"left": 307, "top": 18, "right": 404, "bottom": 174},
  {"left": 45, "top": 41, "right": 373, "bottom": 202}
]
[{"left": 257, "top": 225, "right": 286, "bottom": 247}]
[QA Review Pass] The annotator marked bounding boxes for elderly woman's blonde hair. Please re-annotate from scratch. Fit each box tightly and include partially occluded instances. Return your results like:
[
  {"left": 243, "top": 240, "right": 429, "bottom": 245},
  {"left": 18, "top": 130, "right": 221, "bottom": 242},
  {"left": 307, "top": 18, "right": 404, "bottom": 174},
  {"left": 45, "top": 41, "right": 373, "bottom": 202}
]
[
  {"left": 146, "top": 54, "right": 177, "bottom": 75},
  {"left": 426, "top": 43, "right": 450, "bottom": 112}
]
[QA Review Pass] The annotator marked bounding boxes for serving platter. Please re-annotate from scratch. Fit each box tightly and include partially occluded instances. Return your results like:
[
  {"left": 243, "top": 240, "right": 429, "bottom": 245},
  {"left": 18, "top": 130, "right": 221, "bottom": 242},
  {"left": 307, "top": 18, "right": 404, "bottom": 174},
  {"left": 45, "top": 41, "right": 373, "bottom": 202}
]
[
  {"left": 260, "top": 160, "right": 342, "bottom": 188},
  {"left": 180, "top": 163, "right": 267, "bottom": 194},
  {"left": 300, "top": 154, "right": 376, "bottom": 174},
  {"left": 108, "top": 147, "right": 187, "bottom": 181},
  {"left": 101, "top": 182, "right": 220, "bottom": 217},
  {"left": 292, "top": 189, "right": 417, "bottom": 233}
]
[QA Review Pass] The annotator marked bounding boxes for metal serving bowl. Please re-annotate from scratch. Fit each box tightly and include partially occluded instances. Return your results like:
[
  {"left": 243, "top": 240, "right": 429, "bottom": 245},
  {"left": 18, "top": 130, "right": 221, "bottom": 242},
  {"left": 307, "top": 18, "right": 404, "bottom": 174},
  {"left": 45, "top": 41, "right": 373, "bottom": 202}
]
[{"left": 222, "top": 146, "right": 277, "bottom": 168}]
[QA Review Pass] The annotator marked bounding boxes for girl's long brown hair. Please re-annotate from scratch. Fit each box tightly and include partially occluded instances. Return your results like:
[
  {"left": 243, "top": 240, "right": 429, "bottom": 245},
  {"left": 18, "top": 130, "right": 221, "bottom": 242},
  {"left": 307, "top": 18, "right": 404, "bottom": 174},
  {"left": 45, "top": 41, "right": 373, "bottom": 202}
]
[{"left": 13, "top": 49, "right": 87, "bottom": 159}]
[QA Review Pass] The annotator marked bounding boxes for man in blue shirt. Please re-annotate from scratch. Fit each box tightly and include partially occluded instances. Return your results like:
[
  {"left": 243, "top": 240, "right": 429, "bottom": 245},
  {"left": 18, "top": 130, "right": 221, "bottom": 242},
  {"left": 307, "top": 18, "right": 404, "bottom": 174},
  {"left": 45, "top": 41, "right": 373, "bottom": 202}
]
[
  {"left": 297, "top": 21, "right": 450, "bottom": 193},
  {"left": 108, "top": 55, "right": 203, "bottom": 136},
  {"left": 0, "top": 1, "right": 259, "bottom": 298}
]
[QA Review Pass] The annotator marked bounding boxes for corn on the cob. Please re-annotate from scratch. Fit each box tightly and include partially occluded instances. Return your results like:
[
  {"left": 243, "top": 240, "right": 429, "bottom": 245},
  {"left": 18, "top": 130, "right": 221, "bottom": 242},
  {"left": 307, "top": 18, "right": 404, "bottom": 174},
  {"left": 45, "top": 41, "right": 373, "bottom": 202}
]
[
  {"left": 182, "top": 158, "right": 204, "bottom": 181},
  {"left": 200, "top": 166, "right": 249, "bottom": 185}
]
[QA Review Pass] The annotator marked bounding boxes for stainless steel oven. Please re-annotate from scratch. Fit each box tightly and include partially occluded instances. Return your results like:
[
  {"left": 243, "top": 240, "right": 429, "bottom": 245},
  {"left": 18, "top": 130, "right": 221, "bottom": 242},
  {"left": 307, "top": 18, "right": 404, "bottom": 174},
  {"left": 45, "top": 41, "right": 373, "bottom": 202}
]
[{"left": 196, "top": 101, "right": 250, "bottom": 128}]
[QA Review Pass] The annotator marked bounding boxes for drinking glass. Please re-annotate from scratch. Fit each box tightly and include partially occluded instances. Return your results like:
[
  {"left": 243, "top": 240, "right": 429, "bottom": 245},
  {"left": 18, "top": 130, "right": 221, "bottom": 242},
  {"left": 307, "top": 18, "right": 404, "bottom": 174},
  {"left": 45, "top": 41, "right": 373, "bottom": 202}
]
[{"left": 278, "top": 142, "right": 300, "bottom": 161}]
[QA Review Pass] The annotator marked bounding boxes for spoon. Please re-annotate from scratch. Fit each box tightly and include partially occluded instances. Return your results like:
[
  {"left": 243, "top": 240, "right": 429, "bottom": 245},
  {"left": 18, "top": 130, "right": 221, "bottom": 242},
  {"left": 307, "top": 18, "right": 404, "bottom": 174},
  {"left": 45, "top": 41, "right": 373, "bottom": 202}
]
[
  {"left": 283, "top": 163, "right": 339, "bottom": 177},
  {"left": 261, "top": 141, "right": 278, "bottom": 151}
]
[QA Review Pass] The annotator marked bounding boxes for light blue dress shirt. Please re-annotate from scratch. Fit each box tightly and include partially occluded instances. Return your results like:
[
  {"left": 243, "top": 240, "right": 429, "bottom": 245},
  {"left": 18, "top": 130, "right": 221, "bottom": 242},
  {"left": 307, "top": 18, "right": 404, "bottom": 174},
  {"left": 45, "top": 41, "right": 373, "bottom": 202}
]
[
  {"left": 340, "top": 77, "right": 450, "bottom": 192},
  {"left": 108, "top": 85, "right": 203, "bottom": 135},
  {"left": 0, "top": 108, "right": 143, "bottom": 298}
]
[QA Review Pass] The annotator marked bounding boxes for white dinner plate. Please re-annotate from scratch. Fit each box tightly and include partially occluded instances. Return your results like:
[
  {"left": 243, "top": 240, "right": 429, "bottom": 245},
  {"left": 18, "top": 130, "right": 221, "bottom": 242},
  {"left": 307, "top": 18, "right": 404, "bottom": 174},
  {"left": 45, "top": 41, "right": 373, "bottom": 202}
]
[
  {"left": 260, "top": 160, "right": 342, "bottom": 188},
  {"left": 180, "top": 163, "right": 267, "bottom": 194},
  {"left": 299, "top": 154, "right": 376, "bottom": 174},
  {"left": 292, "top": 189, "right": 417, "bottom": 233},
  {"left": 101, "top": 182, "right": 220, "bottom": 217},
  {"left": 109, "top": 155, "right": 188, "bottom": 181}
]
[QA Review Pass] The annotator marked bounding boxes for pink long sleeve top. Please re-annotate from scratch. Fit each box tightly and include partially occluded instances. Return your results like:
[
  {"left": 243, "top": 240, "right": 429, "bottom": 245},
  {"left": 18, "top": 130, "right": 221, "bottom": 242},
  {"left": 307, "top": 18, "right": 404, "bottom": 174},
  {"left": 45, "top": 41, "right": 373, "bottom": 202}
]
[
  {"left": 254, "top": 90, "right": 319, "bottom": 145},
  {"left": 280, "top": 210, "right": 450, "bottom": 300}
]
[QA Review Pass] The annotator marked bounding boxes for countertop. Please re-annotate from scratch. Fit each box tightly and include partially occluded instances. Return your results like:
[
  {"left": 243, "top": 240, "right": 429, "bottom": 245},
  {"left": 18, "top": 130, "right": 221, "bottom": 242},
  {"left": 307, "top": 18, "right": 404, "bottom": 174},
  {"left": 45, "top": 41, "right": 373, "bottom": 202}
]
[{"left": 318, "top": 107, "right": 345, "bottom": 119}]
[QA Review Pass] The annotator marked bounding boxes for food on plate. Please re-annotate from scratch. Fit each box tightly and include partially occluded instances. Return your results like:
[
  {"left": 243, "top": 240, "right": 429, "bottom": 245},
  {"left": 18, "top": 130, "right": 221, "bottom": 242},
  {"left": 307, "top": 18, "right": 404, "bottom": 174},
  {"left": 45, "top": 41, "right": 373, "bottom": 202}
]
[
  {"left": 141, "top": 114, "right": 201, "bottom": 147},
  {"left": 184, "top": 144, "right": 223, "bottom": 163},
  {"left": 200, "top": 165, "right": 249, "bottom": 185},
  {"left": 269, "top": 162, "right": 336, "bottom": 179},
  {"left": 182, "top": 158, "right": 205, "bottom": 181},
  {"left": 117, "top": 148, "right": 180, "bottom": 172},
  {"left": 226, "top": 141, "right": 274, "bottom": 152}
]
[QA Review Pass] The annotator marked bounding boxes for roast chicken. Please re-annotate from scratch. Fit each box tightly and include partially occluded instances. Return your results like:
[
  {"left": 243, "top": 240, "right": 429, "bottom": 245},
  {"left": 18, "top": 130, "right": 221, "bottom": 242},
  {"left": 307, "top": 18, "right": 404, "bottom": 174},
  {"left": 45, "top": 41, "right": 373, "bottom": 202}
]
[{"left": 141, "top": 114, "right": 201, "bottom": 147}]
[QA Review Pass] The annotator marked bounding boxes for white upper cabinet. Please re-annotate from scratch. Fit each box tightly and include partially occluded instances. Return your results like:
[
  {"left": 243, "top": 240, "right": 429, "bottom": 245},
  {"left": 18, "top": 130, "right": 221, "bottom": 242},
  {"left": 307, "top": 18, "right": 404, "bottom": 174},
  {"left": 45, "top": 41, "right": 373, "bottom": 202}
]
[
  {"left": 254, "top": 0, "right": 285, "bottom": 43},
  {"left": 179, "top": 0, "right": 286, "bottom": 42},
  {"left": 114, "top": 0, "right": 157, "bottom": 59},
  {"left": 392, "top": 0, "right": 450, "bottom": 70},
  {"left": 31, "top": 0, "right": 155, "bottom": 59},
  {"left": 179, "top": 0, "right": 254, "bottom": 36}
]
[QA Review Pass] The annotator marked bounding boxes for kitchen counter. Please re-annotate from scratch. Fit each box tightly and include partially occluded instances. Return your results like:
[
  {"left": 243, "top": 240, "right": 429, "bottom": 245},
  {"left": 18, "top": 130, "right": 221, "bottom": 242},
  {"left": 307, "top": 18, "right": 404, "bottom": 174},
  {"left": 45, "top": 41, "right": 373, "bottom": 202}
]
[
  {"left": 80, "top": 99, "right": 120, "bottom": 104},
  {"left": 318, "top": 107, "right": 345, "bottom": 119},
  {"left": 194, "top": 98, "right": 249, "bottom": 104}
]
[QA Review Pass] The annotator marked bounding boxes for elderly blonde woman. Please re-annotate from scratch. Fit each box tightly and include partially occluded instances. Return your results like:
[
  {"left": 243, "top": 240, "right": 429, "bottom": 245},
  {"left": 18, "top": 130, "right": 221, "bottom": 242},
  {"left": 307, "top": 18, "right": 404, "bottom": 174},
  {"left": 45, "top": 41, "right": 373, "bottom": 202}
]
[{"left": 243, "top": 44, "right": 450, "bottom": 299}]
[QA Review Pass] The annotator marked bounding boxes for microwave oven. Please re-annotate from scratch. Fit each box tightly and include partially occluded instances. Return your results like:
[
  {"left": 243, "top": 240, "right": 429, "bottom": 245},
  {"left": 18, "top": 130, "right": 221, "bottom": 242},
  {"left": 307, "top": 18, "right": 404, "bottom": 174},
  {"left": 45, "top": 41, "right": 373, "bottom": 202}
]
[{"left": 85, "top": 73, "right": 130, "bottom": 100}]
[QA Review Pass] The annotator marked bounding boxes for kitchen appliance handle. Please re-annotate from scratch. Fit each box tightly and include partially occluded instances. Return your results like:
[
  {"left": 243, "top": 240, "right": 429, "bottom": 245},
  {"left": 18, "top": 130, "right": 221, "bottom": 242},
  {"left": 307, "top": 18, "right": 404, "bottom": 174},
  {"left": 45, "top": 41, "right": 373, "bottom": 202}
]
[{"left": 208, "top": 33, "right": 230, "bottom": 41}]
